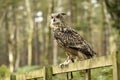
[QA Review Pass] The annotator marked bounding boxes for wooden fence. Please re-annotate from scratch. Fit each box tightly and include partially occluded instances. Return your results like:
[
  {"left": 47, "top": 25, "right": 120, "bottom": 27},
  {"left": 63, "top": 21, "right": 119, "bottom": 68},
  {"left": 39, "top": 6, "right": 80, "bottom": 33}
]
[{"left": 10, "top": 52, "right": 120, "bottom": 80}]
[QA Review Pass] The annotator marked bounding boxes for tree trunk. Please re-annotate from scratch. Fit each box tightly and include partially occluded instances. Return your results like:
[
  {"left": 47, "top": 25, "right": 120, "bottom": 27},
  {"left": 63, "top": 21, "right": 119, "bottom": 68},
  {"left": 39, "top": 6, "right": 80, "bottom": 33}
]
[
  {"left": 53, "top": 40, "right": 57, "bottom": 65},
  {"left": 87, "top": 0, "right": 92, "bottom": 42},
  {"left": 100, "top": 0, "right": 110, "bottom": 55},
  {"left": 5, "top": 8, "right": 14, "bottom": 72},
  {"left": 33, "top": 22, "right": 40, "bottom": 65},
  {"left": 11, "top": 2, "right": 19, "bottom": 71},
  {"left": 21, "top": 23, "right": 28, "bottom": 66},
  {"left": 105, "top": 0, "right": 120, "bottom": 52},
  {"left": 45, "top": 0, "right": 54, "bottom": 65},
  {"left": 25, "top": 0, "right": 34, "bottom": 66},
  {"left": 69, "top": 0, "right": 77, "bottom": 25}
]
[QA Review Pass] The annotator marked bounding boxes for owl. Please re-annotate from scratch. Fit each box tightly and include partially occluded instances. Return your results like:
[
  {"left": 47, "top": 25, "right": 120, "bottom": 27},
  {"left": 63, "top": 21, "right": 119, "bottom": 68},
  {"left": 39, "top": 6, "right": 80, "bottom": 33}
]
[{"left": 50, "top": 12, "right": 96, "bottom": 67}]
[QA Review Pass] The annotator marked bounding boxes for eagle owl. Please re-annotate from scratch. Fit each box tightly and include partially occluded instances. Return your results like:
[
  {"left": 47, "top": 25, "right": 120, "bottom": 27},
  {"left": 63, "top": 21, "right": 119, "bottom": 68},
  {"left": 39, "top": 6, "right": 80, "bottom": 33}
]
[{"left": 50, "top": 12, "right": 96, "bottom": 67}]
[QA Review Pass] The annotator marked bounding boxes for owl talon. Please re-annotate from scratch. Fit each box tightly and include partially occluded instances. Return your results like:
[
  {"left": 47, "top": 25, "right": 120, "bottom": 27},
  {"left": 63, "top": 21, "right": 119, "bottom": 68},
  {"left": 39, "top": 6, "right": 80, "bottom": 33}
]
[
  {"left": 59, "top": 63, "right": 64, "bottom": 68},
  {"left": 59, "top": 60, "right": 71, "bottom": 68},
  {"left": 59, "top": 63, "right": 68, "bottom": 68}
]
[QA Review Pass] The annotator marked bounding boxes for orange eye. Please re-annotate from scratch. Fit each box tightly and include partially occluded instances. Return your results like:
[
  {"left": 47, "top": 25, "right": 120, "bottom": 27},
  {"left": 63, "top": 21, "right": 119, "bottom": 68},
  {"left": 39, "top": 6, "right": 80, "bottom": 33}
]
[{"left": 56, "top": 15, "right": 60, "bottom": 18}]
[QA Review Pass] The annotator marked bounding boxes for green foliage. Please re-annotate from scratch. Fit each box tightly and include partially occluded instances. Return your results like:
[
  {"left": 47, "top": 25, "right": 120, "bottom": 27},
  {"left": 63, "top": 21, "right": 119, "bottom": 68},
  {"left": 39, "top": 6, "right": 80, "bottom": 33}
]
[
  {"left": 92, "top": 67, "right": 112, "bottom": 80},
  {"left": 0, "top": 65, "right": 10, "bottom": 78},
  {"left": 105, "top": 0, "right": 120, "bottom": 34},
  {"left": 16, "top": 65, "right": 42, "bottom": 74},
  {"left": 75, "top": 21, "right": 88, "bottom": 31}
]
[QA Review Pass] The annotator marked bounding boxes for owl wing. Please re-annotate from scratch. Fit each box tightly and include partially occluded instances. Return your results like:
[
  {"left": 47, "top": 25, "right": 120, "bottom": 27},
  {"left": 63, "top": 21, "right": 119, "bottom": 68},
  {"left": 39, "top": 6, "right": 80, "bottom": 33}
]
[{"left": 54, "top": 27, "right": 96, "bottom": 58}]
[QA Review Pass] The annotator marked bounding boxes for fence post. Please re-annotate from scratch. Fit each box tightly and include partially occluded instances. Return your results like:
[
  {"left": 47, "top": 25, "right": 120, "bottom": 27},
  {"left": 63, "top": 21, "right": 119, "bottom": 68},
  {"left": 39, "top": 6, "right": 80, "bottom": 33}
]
[
  {"left": 43, "top": 66, "right": 52, "bottom": 80},
  {"left": 10, "top": 74, "right": 16, "bottom": 80},
  {"left": 85, "top": 69, "right": 91, "bottom": 80},
  {"left": 113, "top": 52, "right": 120, "bottom": 80}
]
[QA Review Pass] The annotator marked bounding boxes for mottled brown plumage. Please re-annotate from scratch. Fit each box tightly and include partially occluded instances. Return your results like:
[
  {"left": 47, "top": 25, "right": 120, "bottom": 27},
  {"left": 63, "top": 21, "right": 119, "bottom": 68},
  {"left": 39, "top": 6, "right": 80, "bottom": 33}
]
[{"left": 50, "top": 12, "right": 96, "bottom": 66}]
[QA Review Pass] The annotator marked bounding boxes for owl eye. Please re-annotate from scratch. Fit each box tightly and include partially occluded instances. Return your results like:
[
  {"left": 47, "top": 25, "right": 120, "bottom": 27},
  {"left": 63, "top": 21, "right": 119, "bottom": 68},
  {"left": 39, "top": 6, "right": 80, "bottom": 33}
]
[
  {"left": 51, "top": 16, "right": 53, "bottom": 19},
  {"left": 56, "top": 15, "right": 60, "bottom": 18}
]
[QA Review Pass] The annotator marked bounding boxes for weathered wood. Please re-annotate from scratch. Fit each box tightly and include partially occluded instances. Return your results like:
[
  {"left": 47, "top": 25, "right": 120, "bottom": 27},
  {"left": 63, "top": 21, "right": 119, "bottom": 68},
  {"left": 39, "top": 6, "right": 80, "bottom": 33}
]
[
  {"left": 85, "top": 69, "right": 91, "bottom": 80},
  {"left": 43, "top": 66, "right": 52, "bottom": 80},
  {"left": 14, "top": 54, "right": 115, "bottom": 80},
  {"left": 25, "top": 69, "right": 44, "bottom": 79},
  {"left": 3, "top": 77, "right": 10, "bottom": 80},
  {"left": 10, "top": 74, "right": 16, "bottom": 80},
  {"left": 16, "top": 74, "right": 26, "bottom": 80},
  {"left": 52, "top": 55, "right": 112, "bottom": 74},
  {"left": 113, "top": 52, "right": 120, "bottom": 80},
  {"left": 66, "top": 72, "right": 73, "bottom": 80}
]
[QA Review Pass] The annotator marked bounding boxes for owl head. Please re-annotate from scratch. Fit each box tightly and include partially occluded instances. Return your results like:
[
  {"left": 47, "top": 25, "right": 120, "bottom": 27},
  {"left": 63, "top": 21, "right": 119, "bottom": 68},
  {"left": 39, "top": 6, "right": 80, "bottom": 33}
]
[{"left": 50, "top": 12, "right": 66, "bottom": 27}]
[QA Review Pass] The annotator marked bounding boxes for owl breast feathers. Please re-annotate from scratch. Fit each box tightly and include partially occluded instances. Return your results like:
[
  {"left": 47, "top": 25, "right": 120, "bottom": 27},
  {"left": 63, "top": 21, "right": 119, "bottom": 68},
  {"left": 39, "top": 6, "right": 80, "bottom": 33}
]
[{"left": 53, "top": 26, "right": 96, "bottom": 59}]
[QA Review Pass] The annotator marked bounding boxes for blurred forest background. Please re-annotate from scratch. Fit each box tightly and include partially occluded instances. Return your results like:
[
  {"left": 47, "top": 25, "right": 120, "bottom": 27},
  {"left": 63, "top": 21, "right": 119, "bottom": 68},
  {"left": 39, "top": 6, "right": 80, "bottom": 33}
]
[{"left": 0, "top": 0, "right": 120, "bottom": 79}]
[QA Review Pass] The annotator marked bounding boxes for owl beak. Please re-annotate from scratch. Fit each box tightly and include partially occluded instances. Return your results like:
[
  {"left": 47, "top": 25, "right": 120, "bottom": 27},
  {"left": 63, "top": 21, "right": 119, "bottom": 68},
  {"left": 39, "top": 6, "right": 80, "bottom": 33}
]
[{"left": 53, "top": 18, "right": 56, "bottom": 22}]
